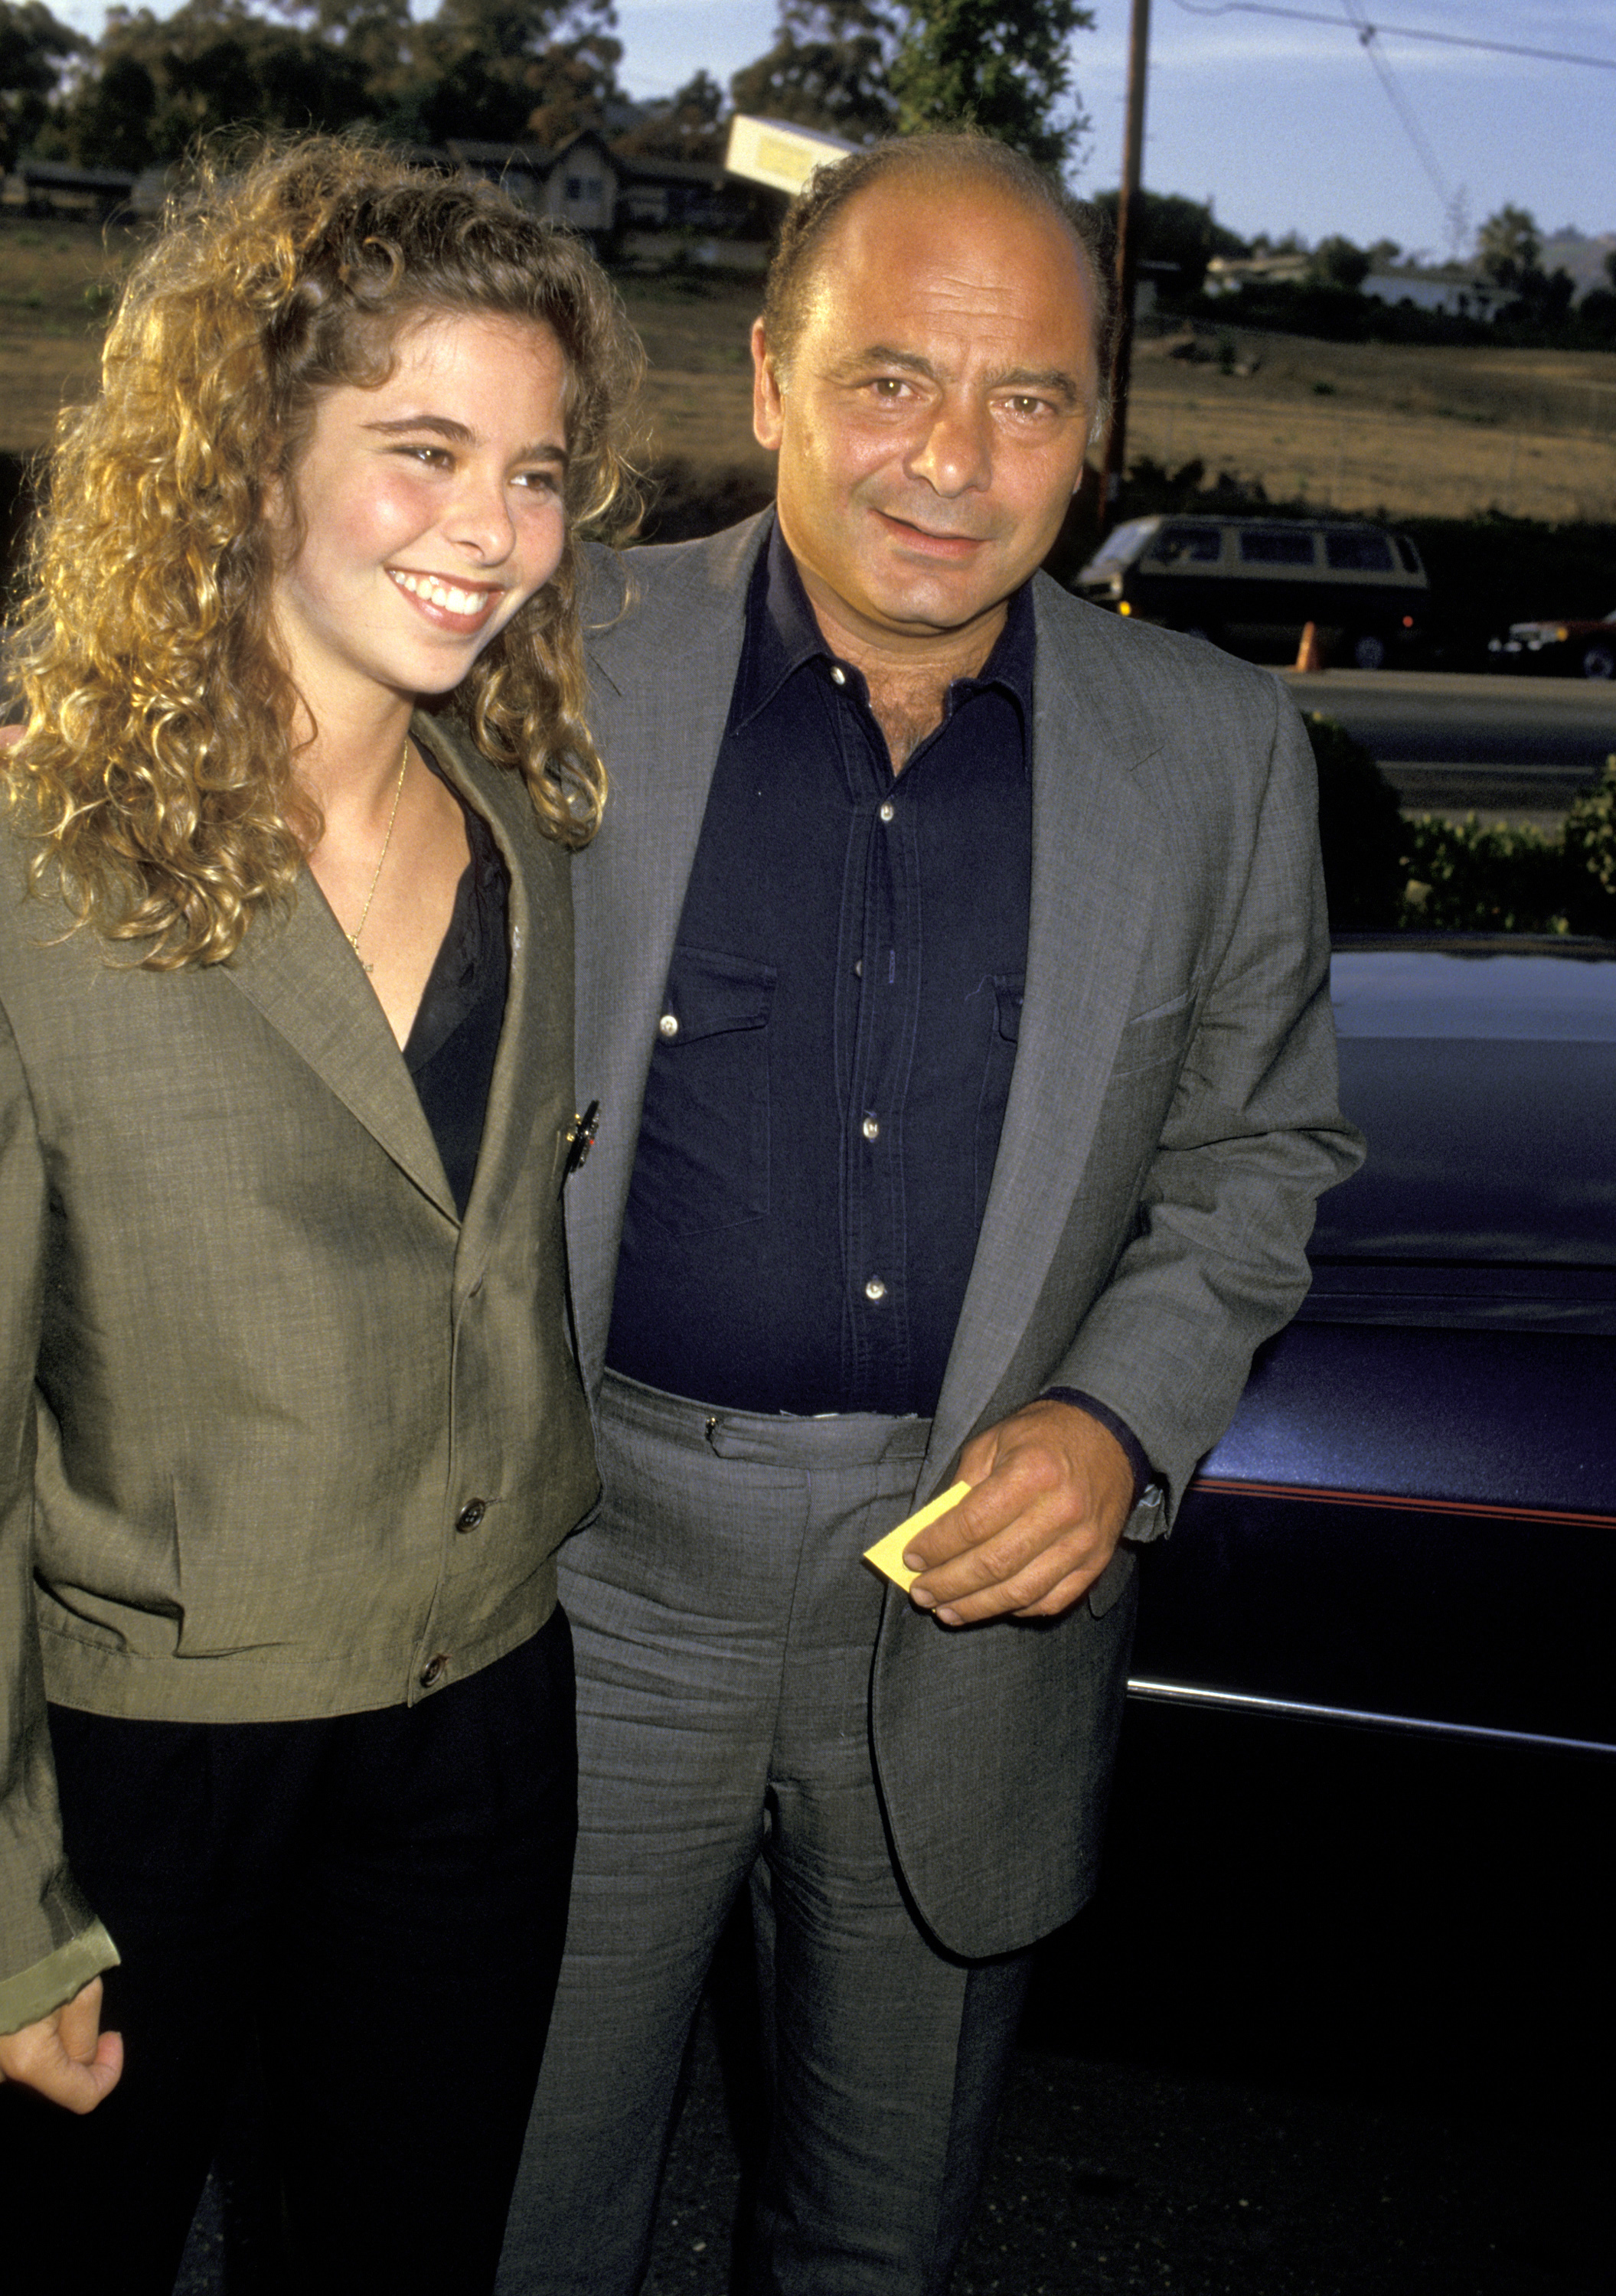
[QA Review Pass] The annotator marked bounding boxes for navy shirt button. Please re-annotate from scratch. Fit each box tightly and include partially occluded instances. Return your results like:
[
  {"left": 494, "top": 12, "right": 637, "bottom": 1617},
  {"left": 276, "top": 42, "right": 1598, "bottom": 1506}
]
[
  {"left": 658, "top": 1012, "right": 679, "bottom": 1039},
  {"left": 864, "top": 1277, "right": 887, "bottom": 1303},
  {"left": 861, "top": 1114, "right": 880, "bottom": 1140}
]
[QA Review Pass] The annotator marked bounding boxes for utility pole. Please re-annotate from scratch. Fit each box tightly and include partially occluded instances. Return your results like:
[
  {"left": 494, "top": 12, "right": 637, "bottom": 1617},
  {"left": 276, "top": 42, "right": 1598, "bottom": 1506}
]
[{"left": 1100, "top": 0, "right": 1151, "bottom": 530}]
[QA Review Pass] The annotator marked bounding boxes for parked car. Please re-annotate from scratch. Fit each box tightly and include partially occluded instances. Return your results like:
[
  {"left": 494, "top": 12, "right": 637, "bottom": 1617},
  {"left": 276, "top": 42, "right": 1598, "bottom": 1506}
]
[
  {"left": 1488, "top": 608, "right": 1616, "bottom": 680},
  {"left": 1072, "top": 513, "right": 1430, "bottom": 668},
  {"left": 1131, "top": 935, "right": 1616, "bottom": 1756}
]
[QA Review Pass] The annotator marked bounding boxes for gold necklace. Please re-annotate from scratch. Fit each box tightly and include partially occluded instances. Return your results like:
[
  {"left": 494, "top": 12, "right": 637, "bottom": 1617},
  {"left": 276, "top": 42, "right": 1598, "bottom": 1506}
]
[{"left": 349, "top": 738, "right": 410, "bottom": 976}]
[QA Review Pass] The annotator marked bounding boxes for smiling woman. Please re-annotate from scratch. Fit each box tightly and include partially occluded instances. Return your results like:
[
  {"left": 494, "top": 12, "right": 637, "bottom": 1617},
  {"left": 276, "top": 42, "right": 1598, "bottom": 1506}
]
[
  {"left": 0, "top": 139, "right": 642, "bottom": 2294},
  {"left": 269, "top": 307, "right": 579, "bottom": 1037}
]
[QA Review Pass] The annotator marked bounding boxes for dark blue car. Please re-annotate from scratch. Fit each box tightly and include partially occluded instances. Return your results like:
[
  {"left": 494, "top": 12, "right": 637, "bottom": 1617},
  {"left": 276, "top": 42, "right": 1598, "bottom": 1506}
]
[{"left": 1132, "top": 935, "right": 1616, "bottom": 1757}]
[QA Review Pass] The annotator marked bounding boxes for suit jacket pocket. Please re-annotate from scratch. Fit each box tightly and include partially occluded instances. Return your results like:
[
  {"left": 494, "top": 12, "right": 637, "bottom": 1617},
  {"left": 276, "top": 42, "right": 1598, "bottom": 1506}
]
[
  {"left": 631, "top": 946, "right": 776, "bottom": 1238},
  {"left": 1109, "top": 983, "right": 1199, "bottom": 1079}
]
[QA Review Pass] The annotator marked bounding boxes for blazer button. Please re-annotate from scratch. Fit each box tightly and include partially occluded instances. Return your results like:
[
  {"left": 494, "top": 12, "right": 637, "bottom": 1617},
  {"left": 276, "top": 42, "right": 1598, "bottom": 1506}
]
[
  {"left": 455, "top": 1498, "right": 487, "bottom": 1533},
  {"left": 420, "top": 1655, "right": 449, "bottom": 1688}
]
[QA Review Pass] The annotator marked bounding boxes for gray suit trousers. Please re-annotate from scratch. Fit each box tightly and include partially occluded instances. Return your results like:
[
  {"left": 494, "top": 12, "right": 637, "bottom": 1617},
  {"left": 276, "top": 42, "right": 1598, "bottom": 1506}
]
[{"left": 498, "top": 1373, "right": 1031, "bottom": 2296}]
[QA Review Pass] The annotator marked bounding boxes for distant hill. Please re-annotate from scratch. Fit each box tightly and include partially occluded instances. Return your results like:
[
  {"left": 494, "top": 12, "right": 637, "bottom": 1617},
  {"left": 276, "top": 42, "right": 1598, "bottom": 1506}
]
[{"left": 1543, "top": 227, "right": 1616, "bottom": 301}]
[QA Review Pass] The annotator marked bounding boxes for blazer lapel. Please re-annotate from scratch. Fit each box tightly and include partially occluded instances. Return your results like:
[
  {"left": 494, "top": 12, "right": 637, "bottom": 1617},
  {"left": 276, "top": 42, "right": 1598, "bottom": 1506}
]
[
  {"left": 227, "top": 841, "right": 455, "bottom": 1222},
  {"left": 924, "top": 580, "right": 1170, "bottom": 1485},
  {"left": 566, "top": 517, "right": 771, "bottom": 1390}
]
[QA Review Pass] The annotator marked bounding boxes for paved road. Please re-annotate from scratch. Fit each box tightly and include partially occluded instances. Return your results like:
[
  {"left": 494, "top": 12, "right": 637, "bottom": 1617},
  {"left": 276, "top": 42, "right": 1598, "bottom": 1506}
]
[
  {"left": 1275, "top": 667, "right": 1616, "bottom": 812},
  {"left": 172, "top": 1709, "right": 1609, "bottom": 2296}
]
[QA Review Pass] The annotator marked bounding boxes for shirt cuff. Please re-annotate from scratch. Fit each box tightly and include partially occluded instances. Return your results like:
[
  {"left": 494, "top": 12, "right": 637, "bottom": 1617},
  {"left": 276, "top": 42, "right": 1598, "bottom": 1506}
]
[
  {"left": 0, "top": 1920, "right": 121, "bottom": 2040},
  {"left": 1039, "top": 1388, "right": 1158, "bottom": 1510}
]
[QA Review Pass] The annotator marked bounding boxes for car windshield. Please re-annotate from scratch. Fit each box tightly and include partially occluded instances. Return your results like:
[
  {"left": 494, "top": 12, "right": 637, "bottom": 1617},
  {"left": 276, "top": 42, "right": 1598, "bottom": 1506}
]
[
  {"left": 1151, "top": 524, "right": 1223, "bottom": 566},
  {"left": 1076, "top": 518, "right": 1159, "bottom": 578}
]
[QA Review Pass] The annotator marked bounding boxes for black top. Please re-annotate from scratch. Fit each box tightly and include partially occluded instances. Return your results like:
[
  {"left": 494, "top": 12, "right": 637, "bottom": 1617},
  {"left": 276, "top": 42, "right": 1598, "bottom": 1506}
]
[
  {"left": 606, "top": 523, "right": 1035, "bottom": 1417},
  {"left": 403, "top": 762, "right": 510, "bottom": 1219}
]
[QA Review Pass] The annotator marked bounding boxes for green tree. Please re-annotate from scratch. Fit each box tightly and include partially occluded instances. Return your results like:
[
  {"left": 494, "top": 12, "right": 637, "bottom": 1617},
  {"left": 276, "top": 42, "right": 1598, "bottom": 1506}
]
[
  {"left": 0, "top": 0, "right": 84, "bottom": 171},
  {"left": 729, "top": 0, "right": 902, "bottom": 145},
  {"left": 1477, "top": 202, "right": 1542, "bottom": 292},
  {"left": 57, "top": 0, "right": 374, "bottom": 166},
  {"left": 1307, "top": 233, "right": 1370, "bottom": 291},
  {"left": 523, "top": 26, "right": 625, "bottom": 146},
  {"left": 270, "top": 0, "right": 412, "bottom": 95},
  {"left": 887, "top": 0, "right": 1093, "bottom": 172},
  {"left": 1091, "top": 187, "right": 1245, "bottom": 300},
  {"left": 615, "top": 67, "right": 726, "bottom": 163},
  {"left": 1469, "top": 202, "right": 1580, "bottom": 338},
  {"left": 409, "top": 0, "right": 621, "bottom": 146}
]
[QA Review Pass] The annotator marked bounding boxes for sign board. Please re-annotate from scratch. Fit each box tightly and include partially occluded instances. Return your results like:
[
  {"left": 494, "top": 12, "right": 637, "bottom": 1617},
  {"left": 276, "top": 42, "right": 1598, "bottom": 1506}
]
[{"left": 724, "top": 115, "right": 856, "bottom": 197}]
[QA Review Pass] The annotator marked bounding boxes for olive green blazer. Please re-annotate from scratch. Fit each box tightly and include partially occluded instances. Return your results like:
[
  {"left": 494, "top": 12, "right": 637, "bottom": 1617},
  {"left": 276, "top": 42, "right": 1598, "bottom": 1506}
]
[{"left": 0, "top": 711, "right": 596, "bottom": 2033}]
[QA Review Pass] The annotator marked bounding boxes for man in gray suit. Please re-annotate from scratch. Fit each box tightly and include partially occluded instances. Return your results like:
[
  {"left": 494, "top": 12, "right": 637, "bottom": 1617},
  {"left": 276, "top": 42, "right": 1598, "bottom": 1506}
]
[{"left": 501, "top": 132, "right": 1360, "bottom": 2294}]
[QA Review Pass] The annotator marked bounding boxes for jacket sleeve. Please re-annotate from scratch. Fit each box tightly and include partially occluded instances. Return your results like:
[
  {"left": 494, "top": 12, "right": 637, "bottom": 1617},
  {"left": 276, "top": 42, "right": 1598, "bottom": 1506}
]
[
  {"left": 1043, "top": 681, "right": 1364, "bottom": 1522},
  {"left": 0, "top": 996, "right": 119, "bottom": 2035}
]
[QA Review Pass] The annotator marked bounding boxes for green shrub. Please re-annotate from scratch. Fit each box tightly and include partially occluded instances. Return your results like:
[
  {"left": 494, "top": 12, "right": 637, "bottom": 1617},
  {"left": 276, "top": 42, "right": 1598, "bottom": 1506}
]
[
  {"left": 1306, "top": 719, "right": 1616, "bottom": 939},
  {"left": 1561, "top": 756, "right": 1616, "bottom": 933},
  {"left": 1398, "top": 814, "right": 1572, "bottom": 933},
  {"left": 1398, "top": 755, "right": 1616, "bottom": 937}
]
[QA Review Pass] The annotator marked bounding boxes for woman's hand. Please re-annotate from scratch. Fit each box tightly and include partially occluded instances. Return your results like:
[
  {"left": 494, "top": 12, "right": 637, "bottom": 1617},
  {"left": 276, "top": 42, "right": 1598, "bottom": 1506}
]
[{"left": 0, "top": 1978, "right": 123, "bottom": 2112}]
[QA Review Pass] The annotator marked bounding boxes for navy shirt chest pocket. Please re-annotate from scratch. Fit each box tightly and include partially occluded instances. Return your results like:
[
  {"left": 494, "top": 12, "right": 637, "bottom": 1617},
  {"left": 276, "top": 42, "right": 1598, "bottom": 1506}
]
[{"left": 632, "top": 946, "right": 777, "bottom": 1238}]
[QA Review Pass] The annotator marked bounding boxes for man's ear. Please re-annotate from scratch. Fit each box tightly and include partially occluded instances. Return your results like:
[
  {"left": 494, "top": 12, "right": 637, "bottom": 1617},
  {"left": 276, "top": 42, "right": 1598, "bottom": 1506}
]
[{"left": 752, "top": 318, "right": 785, "bottom": 452}]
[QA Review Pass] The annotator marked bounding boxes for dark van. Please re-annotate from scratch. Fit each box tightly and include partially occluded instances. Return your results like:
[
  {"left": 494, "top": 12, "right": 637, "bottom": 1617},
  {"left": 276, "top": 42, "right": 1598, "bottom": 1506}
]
[{"left": 1072, "top": 514, "right": 1430, "bottom": 668}]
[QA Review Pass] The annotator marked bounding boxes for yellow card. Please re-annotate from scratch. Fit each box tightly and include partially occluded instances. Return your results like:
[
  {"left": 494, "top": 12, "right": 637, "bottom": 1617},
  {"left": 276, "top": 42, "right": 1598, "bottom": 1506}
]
[{"left": 862, "top": 1481, "right": 973, "bottom": 1591}]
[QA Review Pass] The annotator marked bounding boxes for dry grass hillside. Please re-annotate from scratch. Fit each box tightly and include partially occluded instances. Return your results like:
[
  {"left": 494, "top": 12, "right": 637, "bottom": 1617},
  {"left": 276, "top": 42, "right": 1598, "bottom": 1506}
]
[
  {"left": 625, "top": 277, "right": 1616, "bottom": 525},
  {"left": 1126, "top": 325, "right": 1616, "bottom": 524},
  {"left": 4, "top": 220, "right": 1614, "bottom": 524},
  {"left": 0, "top": 219, "right": 126, "bottom": 453}
]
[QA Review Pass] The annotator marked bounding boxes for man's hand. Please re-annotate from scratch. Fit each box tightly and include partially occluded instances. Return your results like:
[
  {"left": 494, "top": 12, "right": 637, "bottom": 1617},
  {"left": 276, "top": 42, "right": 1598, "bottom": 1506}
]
[
  {"left": 0, "top": 1978, "right": 123, "bottom": 2112},
  {"left": 903, "top": 1399, "right": 1136, "bottom": 1626}
]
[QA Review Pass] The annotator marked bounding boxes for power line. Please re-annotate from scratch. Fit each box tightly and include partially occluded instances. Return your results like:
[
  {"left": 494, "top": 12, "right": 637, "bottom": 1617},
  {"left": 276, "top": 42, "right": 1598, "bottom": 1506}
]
[
  {"left": 1170, "top": 1, "right": 1616, "bottom": 73},
  {"left": 1337, "top": 0, "right": 1451, "bottom": 210}
]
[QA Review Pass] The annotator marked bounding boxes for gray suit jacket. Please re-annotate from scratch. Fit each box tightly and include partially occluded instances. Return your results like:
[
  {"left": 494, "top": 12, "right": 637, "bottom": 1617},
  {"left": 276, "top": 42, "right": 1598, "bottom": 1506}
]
[
  {"left": 569, "top": 516, "right": 1362, "bottom": 1955},
  {"left": 0, "top": 711, "right": 596, "bottom": 2031}
]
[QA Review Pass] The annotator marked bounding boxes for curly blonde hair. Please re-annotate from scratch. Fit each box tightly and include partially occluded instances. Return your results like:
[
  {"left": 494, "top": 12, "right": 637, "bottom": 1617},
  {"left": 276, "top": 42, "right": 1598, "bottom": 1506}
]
[{"left": 5, "top": 136, "right": 644, "bottom": 967}]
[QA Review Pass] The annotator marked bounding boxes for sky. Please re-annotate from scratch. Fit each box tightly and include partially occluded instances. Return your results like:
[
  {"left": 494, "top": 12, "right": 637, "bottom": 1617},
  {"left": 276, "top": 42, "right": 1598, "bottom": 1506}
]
[
  {"left": 611, "top": 0, "right": 1616, "bottom": 257},
  {"left": 45, "top": 0, "right": 1616, "bottom": 259}
]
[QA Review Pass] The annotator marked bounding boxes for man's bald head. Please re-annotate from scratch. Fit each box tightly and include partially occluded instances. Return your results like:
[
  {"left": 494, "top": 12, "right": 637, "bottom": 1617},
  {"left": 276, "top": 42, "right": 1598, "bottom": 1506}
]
[{"left": 762, "top": 130, "right": 1115, "bottom": 429}]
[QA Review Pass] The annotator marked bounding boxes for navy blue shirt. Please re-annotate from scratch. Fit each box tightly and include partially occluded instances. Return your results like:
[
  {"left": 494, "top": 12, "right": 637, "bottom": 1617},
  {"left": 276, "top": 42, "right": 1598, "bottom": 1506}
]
[{"left": 606, "top": 525, "right": 1034, "bottom": 1417}]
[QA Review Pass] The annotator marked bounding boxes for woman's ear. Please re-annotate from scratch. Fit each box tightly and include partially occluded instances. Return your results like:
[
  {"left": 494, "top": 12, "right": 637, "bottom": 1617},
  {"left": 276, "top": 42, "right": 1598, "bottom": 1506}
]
[{"left": 260, "top": 449, "right": 299, "bottom": 563}]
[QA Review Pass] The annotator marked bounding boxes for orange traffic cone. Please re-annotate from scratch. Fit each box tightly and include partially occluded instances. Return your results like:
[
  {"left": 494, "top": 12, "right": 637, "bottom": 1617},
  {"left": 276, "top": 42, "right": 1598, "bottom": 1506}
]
[{"left": 1294, "top": 621, "right": 1323, "bottom": 673}]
